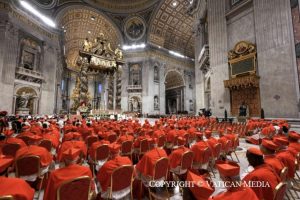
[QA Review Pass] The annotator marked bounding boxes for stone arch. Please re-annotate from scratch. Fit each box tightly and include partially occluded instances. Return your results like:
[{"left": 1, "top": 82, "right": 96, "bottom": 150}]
[
  {"left": 164, "top": 69, "right": 185, "bottom": 114},
  {"left": 14, "top": 85, "right": 40, "bottom": 115},
  {"left": 164, "top": 69, "right": 185, "bottom": 90}
]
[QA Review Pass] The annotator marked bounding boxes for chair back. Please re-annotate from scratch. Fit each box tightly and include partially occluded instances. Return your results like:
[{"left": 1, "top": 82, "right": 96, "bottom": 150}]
[
  {"left": 39, "top": 139, "right": 52, "bottom": 152},
  {"left": 107, "top": 134, "right": 117, "bottom": 143},
  {"left": 121, "top": 140, "right": 133, "bottom": 155},
  {"left": 0, "top": 195, "right": 14, "bottom": 200},
  {"left": 233, "top": 137, "right": 239, "bottom": 149},
  {"left": 18, "top": 136, "right": 31, "bottom": 145},
  {"left": 110, "top": 165, "right": 134, "bottom": 196},
  {"left": 57, "top": 176, "right": 91, "bottom": 200},
  {"left": 213, "top": 143, "right": 222, "bottom": 158},
  {"left": 224, "top": 140, "right": 232, "bottom": 153},
  {"left": 157, "top": 135, "right": 166, "bottom": 148},
  {"left": 180, "top": 151, "right": 194, "bottom": 171},
  {"left": 183, "top": 134, "right": 190, "bottom": 146},
  {"left": 280, "top": 167, "right": 288, "bottom": 182},
  {"left": 96, "top": 144, "right": 109, "bottom": 161},
  {"left": 15, "top": 155, "right": 40, "bottom": 177},
  {"left": 86, "top": 135, "right": 98, "bottom": 149},
  {"left": 173, "top": 136, "right": 179, "bottom": 147},
  {"left": 2, "top": 143, "right": 21, "bottom": 157},
  {"left": 296, "top": 152, "right": 300, "bottom": 170},
  {"left": 140, "top": 139, "right": 149, "bottom": 154},
  {"left": 273, "top": 182, "right": 287, "bottom": 200},
  {"left": 153, "top": 157, "right": 169, "bottom": 180}
]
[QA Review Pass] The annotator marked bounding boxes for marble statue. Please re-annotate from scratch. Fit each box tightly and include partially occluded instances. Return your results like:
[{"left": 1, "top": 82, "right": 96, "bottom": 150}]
[
  {"left": 17, "top": 92, "right": 32, "bottom": 109},
  {"left": 132, "top": 99, "right": 139, "bottom": 112}
]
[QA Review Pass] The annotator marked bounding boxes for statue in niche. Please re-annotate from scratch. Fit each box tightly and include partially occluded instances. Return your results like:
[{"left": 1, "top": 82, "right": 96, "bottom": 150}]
[
  {"left": 239, "top": 101, "right": 248, "bottom": 117},
  {"left": 17, "top": 92, "right": 32, "bottom": 109},
  {"left": 132, "top": 99, "right": 139, "bottom": 112},
  {"left": 154, "top": 96, "right": 159, "bottom": 110}
]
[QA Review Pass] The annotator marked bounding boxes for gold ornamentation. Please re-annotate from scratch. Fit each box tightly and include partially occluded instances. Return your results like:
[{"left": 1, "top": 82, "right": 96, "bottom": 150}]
[
  {"left": 79, "top": 34, "right": 124, "bottom": 73},
  {"left": 224, "top": 75, "right": 260, "bottom": 90},
  {"left": 228, "top": 41, "right": 256, "bottom": 60},
  {"left": 115, "top": 48, "right": 123, "bottom": 60}
]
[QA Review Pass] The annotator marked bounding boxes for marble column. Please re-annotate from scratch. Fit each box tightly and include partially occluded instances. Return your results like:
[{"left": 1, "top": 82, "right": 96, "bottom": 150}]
[
  {"left": 0, "top": 22, "right": 19, "bottom": 114},
  {"left": 207, "top": 0, "right": 230, "bottom": 117},
  {"left": 253, "top": 0, "right": 300, "bottom": 118},
  {"left": 113, "top": 72, "right": 117, "bottom": 111},
  {"left": 159, "top": 64, "right": 166, "bottom": 114}
]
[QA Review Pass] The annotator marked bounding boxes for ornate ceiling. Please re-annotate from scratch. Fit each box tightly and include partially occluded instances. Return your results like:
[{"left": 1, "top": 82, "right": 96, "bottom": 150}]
[
  {"left": 82, "top": 0, "right": 160, "bottom": 13},
  {"left": 22, "top": 0, "right": 196, "bottom": 69},
  {"left": 149, "top": 0, "right": 195, "bottom": 58},
  {"left": 57, "top": 7, "right": 122, "bottom": 69}
]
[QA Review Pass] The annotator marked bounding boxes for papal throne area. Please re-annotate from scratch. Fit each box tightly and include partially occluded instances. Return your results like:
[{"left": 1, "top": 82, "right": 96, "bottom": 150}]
[{"left": 0, "top": 0, "right": 300, "bottom": 200}]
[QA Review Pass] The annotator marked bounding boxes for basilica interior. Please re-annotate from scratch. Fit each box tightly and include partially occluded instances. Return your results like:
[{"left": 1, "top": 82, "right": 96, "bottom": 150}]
[
  {"left": 1, "top": 0, "right": 300, "bottom": 200},
  {"left": 0, "top": 0, "right": 299, "bottom": 119}
]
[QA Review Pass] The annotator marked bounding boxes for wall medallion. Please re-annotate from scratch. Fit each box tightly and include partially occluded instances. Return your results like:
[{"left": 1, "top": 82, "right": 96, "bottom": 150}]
[
  {"left": 124, "top": 16, "right": 146, "bottom": 41},
  {"left": 32, "top": 0, "right": 57, "bottom": 9}
]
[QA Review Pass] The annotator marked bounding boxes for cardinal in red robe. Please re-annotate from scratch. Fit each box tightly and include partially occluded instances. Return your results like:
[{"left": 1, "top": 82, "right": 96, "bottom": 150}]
[
  {"left": 242, "top": 147, "right": 281, "bottom": 200},
  {"left": 260, "top": 139, "right": 285, "bottom": 176},
  {"left": 0, "top": 176, "right": 35, "bottom": 200},
  {"left": 43, "top": 148, "right": 94, "bottom": 200},
  {"left": 97, "top": 143, "right": 132, "bottom": 196},
  {"left": 210, "top": 160, "right": 258, "bottom": 200},
  {"left": 15, "top": 145, "right": 52, "bottom": 167}
]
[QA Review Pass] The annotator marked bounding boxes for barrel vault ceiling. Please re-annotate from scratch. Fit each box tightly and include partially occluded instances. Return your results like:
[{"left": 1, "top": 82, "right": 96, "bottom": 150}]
[{"left": 24, "top": 0, "right": 196, "bottom": 68}]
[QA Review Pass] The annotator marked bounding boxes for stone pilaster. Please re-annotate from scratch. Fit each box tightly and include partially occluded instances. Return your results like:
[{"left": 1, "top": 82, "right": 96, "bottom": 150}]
[
  {"left": 2, "top": 22, "right": 18, "bottom": 84},
  {"left": 207, "top": 0, "right": 230, "bottom": 117},
  {"left": 253, "top": 0, "right": 300, "bottom": 117}
]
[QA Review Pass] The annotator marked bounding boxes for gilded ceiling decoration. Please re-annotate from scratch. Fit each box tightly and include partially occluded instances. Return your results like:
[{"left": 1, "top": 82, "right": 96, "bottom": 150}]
[
  {"left": 57, "top": 7, "right": 122, "bottom": 70},
  {"left": 82, "top": 0, "right": 160, "bottom": 13},
  {"left": 149, "top": 0, "right": 195, "bottom": 58}
]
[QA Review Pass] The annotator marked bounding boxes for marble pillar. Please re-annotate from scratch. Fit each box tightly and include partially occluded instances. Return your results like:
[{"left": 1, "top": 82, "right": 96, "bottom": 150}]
[
  {"left": 0, "top": 22, "right": 19, "bottom": 114},
  {"left": 207, "top": 0, "right": 230, "bottom": 117},
  {"left": 253, "top": 0, "right": 300, "bottom": 118}
]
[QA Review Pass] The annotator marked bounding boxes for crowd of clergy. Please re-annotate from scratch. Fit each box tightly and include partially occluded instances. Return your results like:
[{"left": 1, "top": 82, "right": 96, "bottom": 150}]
[{"left": 0, "top": 110, "right": 299, "bottom": 200}]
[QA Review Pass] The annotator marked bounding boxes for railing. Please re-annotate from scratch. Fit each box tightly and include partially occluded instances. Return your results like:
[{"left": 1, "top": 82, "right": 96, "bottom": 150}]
[
  {"left": 198, "top": 45, "right": 210, "bottom": 73},
  {"left": 15, "top": 67, "right": 44, "bottom": 83},
  {"left": 15, "top": 67, "right": 44, "bottom": 79},
  {"left": 126, "top": 85, "right": 142, "bottom": 90},
  {"left": 198, "top": 45, "right": 209, "bottom": 64}
]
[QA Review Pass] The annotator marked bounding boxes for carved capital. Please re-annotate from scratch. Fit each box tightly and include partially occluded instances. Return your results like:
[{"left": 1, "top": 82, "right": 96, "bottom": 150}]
[{"left": 5, "top": 24, "right": 18, "bottom": 40}]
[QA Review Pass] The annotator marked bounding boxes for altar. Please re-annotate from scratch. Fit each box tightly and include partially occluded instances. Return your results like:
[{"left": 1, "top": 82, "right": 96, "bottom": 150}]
[{"left": 70, "top": 34, "right": 124, "bottom": 114}]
